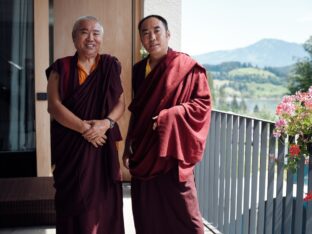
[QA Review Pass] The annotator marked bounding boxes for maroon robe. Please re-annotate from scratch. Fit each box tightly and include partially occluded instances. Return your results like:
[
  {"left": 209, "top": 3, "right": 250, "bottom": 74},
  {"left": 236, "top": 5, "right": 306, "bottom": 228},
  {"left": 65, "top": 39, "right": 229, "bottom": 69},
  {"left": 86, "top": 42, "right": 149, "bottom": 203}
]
[
  {"left": 46, "top": 53, "right": 124, "bottom": 234},
  {"left": 126, "top": 49, "right": 211, "bottom": 234}
]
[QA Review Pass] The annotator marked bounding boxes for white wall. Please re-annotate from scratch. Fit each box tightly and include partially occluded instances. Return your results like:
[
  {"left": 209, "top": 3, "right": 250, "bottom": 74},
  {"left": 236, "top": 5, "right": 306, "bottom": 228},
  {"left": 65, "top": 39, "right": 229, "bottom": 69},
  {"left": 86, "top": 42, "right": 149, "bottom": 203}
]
[{"left": 143, "top": 0, "right": 181, "bottom": 51}]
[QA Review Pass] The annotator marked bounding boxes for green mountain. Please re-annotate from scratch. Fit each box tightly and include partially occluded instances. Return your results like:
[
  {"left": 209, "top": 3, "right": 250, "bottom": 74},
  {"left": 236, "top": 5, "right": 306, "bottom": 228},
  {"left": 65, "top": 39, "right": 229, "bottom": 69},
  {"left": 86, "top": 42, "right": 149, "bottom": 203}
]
[{"left": 195, "top": 38, "right": 308, "bottom": 67}]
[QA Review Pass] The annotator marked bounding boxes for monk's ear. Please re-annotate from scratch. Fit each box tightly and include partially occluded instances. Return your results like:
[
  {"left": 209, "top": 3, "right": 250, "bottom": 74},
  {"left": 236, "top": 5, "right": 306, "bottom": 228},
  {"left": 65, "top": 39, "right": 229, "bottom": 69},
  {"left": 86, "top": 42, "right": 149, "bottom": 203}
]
[{"left": 166, "top": 30, "right": 171, "bottom": 39}]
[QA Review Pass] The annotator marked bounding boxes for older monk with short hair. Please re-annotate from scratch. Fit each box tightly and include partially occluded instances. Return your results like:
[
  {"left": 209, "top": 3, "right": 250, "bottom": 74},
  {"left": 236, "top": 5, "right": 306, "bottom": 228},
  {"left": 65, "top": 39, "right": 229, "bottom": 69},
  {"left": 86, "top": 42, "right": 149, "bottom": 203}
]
[{"left": 46, "top": 15, "right": 125, "bottom": 234}]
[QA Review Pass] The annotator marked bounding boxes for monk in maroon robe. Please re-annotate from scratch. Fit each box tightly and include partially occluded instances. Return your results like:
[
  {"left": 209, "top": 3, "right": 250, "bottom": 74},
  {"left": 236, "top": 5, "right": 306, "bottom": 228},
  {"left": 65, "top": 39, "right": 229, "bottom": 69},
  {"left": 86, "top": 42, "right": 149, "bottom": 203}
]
[
  {"left": 123, "top": 15, "right": 212, "bottom": 234},
  {"left": 46, "top": 16, "right": 125, "bottom": 234}
]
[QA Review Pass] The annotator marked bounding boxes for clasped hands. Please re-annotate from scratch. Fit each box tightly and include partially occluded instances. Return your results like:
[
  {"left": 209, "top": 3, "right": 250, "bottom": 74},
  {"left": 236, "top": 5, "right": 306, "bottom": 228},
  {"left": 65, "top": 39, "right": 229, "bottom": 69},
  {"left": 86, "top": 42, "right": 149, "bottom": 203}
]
[{"left": 82, "top": 119, "right": 110, "bottom": 148}]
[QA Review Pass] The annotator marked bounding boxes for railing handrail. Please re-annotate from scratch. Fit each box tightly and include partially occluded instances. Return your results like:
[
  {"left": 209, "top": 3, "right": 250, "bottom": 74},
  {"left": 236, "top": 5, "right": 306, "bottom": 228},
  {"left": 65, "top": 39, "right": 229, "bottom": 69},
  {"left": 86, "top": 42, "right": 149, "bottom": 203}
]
[{"left": 211, "top": 108, "right": 275, "bottom": 124}]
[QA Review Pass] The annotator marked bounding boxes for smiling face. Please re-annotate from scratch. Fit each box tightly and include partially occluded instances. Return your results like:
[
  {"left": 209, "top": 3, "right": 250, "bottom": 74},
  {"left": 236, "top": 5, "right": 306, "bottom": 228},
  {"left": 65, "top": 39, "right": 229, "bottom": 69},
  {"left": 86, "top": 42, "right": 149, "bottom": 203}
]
[
  {"left": 139, "top": 17, "right": 170, "bottom": 60},
  {"left": 73, "top": 19, "right": 103, "bottom": 59}
]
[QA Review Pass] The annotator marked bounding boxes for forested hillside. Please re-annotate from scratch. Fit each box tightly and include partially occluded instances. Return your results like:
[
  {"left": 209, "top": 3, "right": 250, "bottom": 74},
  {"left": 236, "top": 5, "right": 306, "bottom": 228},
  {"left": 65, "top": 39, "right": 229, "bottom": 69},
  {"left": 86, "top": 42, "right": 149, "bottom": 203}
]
[{"left": 204, "top": 61, "right": 291, "bottom": 120}]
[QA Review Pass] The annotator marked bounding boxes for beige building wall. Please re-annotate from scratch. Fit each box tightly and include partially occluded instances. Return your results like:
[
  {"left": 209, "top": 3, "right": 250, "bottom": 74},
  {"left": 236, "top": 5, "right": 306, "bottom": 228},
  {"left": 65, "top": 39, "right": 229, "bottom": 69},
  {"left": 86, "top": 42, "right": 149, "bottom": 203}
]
[
  {"left": 34, "top": 0, "right": 51, "bottom": 176},
  {"left": 143, "top": 0, "right": 181, "bottom": 51}
]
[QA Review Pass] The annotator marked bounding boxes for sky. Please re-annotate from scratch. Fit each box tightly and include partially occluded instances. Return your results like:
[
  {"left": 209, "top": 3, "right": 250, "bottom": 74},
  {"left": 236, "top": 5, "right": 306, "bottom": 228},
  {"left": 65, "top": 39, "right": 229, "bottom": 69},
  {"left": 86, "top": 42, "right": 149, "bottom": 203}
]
[{"left": 181, "top": 0, "right": 312, "bottom": 55}]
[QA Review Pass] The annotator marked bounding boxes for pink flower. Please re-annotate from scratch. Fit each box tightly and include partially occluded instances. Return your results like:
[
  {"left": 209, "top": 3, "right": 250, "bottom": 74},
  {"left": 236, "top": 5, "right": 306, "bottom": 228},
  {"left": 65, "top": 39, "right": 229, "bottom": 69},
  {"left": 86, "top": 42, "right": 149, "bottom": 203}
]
[
  {"left": 305, "top": 100, "right": 312, "bottom": 110},
  {"left": 275, "top": 102, "right": 296, "bottom": 116},
  {"left": 309, "top": 86, "right": 312, "bottom": 95},
  {"left": 273, "top": 130, "right": 281, "bottom": 138},
  {"left": 281, "top": 95, "right": 295, "bottom": 103},
  {"left": 275, "top": 119, "right": 287, "bottom": 128},
  {"left": 296, "top": 91, "right": 310, "bottom": 102}
]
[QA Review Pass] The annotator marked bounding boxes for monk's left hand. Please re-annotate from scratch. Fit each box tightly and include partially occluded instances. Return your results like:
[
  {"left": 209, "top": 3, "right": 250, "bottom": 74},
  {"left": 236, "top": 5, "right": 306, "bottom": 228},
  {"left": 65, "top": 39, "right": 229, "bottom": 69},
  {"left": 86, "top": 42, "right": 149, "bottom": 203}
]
[
  {"left": 152, "top": 116, "right": 158, "bottom": 130},
  {"left": 83, "top": 120, "right": 109, "bottom": 145}
]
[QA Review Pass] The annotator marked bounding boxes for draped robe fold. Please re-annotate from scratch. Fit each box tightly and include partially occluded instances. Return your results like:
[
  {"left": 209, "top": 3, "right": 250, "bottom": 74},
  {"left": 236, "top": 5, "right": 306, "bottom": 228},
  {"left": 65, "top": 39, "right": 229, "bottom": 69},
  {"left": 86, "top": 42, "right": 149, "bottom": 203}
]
[
  {"left": 126, "top": 49, "right": 212, "bottom": 234},
  {"left": 46, "top": 53, "right": 124, "bottom": 234}
]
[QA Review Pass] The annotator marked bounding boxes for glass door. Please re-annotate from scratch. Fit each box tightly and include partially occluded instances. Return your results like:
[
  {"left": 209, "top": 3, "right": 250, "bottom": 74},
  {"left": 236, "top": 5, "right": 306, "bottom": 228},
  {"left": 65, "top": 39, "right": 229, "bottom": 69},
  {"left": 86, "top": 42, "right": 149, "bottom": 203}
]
[{"left": 0, "top": 0, "right": 36, "bottom": 177}]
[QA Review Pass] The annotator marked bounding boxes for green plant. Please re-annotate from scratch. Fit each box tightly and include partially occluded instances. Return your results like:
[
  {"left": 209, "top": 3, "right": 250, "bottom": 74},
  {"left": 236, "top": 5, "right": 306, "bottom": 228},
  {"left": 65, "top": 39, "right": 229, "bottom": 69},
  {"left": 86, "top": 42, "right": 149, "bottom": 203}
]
[{"left": 273, "top": 86, "right": 312, "bottom": 172}]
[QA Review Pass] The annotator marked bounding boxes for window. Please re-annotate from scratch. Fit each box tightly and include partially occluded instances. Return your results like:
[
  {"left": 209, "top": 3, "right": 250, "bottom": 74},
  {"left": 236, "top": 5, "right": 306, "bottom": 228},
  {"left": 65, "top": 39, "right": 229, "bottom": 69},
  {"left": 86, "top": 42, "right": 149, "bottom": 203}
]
[{"left": 0, "top": 0, "right": 35, "bottom": 152}]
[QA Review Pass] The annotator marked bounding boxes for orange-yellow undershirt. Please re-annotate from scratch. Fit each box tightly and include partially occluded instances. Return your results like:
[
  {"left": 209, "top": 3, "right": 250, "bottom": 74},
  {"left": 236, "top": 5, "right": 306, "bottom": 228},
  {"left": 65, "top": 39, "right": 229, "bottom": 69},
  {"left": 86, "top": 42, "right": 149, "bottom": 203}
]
[
  {"left": 77, "top": 54, "right": 100, "bottom": 85},
  {"left": 145, "top": 59, "right": 151, "bottom": 78}
]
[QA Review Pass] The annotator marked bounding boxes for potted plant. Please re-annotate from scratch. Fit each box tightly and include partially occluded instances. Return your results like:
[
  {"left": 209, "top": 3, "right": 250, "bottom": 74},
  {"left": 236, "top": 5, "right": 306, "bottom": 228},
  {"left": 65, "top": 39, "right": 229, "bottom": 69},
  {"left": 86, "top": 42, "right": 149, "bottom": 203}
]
[{"left": 273, "top": 86, "right": 312, "bottom": 173}]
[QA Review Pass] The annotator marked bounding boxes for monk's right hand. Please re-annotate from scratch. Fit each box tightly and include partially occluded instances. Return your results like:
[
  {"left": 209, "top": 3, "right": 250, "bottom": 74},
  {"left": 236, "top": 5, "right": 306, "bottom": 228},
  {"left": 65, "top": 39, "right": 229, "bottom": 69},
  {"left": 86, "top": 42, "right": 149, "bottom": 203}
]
[
  {"left": 81, "top": 121, "right": 92, "bottom": 135},
  {"left": 122, "top": 154, "right": 129, "bottom": 169},
  {"left": 89, "top": 135, "right": 107, "bottom": 148}
]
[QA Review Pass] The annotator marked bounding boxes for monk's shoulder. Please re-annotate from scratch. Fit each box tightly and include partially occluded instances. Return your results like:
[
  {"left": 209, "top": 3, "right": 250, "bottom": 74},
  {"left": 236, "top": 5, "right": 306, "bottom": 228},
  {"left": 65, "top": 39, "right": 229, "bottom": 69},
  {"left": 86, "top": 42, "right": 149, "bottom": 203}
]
[
  {"left": 176, "top": 51, "right": 206, "bottom": 73},
  {"left": 46, "top": 56, "right": 73, "bottom": 79},
  {"left": 134, "top": 57, "right": 147, "bottom": 67},
  {"left": 100, "top": 54, "right": 122, "bottom": 73},
  {"left": 55, "top": 55, "right": 73, "bottom": 65},
  {"left": 100, "top": 54, "right": 120, "bottom": 65},
  {"left": 133, "top": 58, "right": 147, "bottom": 73}
]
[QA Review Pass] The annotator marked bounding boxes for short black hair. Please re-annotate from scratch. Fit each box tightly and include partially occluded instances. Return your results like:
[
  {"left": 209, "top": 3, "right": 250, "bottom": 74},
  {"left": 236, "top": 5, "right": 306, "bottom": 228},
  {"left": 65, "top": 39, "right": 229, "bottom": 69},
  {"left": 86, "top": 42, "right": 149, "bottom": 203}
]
[{"left": 138, "top": 15, "right": 169, "bottom": 32}]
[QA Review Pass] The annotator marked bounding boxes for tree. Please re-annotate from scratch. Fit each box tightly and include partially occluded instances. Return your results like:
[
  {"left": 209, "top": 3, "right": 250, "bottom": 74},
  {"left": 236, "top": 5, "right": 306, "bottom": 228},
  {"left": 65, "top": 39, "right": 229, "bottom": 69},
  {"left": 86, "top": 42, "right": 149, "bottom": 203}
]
[
  {"left": 215, "top": 86, "right": 231, "bottom": 111},
  {"left": 253, "top": 104, "right": 259, "bottom": 113},
  {"left": 240, "top": 99, "right": 248, "bottom": 112},
  {"left": 231, "top": 95, "right": 239, "bottom": 112},
  {"left": 288, "top": 36, "right": 312, "bottom": 94},
  {"left": 207, "top": 71, "right": 216, "bottom": 105}
]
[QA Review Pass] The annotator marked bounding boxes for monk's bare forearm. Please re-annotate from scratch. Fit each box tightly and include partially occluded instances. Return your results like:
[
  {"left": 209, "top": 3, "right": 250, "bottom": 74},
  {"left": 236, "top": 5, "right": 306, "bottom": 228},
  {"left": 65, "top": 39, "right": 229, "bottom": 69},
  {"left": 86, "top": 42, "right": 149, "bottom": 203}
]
[
  {"left": 48, "top": 101, "right": 90, "bottom": 133},
  {"left": 47, "top": 71, "right": 90, "bottom": 134}
]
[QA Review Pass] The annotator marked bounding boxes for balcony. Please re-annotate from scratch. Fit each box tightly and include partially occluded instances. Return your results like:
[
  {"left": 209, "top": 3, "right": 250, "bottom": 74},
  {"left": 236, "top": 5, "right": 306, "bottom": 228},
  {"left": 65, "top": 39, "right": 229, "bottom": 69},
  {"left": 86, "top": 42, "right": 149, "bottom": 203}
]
[
  {"left": 195, "top": 110, "right": 312, "bottom": 234},
  {"left": 0, "top": 110, "right": 311, "bottom": 234}
]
